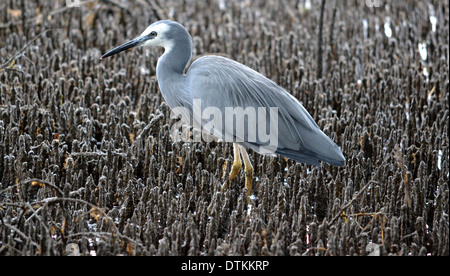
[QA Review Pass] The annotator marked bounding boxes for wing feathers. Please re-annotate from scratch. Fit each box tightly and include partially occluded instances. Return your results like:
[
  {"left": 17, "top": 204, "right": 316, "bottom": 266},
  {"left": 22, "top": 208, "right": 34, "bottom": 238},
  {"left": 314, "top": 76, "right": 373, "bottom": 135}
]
[{"left": 187, "top": 55, "right": 345, "bottom": 166}]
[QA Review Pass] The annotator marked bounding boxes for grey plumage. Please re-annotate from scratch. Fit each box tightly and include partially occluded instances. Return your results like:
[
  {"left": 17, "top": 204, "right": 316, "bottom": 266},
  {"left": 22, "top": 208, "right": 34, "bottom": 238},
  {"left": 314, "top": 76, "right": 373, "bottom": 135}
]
[{"left": 101, "top": 20, "right": 345, "bottom": 167}]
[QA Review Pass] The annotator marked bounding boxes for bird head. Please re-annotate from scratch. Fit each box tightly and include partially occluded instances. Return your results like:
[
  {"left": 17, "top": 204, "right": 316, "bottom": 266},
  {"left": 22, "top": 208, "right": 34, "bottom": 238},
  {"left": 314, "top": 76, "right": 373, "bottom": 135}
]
[{"left": 100, "top": 20, "right": 183, "bottom": 59}]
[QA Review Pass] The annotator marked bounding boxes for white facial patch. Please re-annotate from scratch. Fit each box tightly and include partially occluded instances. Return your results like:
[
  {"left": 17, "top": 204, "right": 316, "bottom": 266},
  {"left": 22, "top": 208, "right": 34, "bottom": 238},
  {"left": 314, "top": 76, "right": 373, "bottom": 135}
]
[
  {"left": 140, "top": 22, "right": 173, "bottom": 52},
  {"left": 141, "top": 22, "right": 171, "bottom": 37}
]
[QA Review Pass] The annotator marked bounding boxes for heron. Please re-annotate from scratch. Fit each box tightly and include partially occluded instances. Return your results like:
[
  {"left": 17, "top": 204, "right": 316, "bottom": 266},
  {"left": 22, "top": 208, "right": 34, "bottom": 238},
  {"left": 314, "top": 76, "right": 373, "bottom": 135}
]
[{"left": 101, "top": 20, "right": 345, "bottom": 199}]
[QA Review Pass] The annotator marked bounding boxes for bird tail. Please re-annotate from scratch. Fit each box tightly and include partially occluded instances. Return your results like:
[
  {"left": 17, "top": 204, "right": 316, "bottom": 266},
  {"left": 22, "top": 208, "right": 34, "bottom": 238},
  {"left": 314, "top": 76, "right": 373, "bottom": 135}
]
[
  {"left": 275, "top": 128, "right": 346, "bottom": 167},
  {"left": 239, "top": 123, "right": 345, "bottom": 167},
  {"left": 275, "top": 147, "right": 345, "bottom": 167}
]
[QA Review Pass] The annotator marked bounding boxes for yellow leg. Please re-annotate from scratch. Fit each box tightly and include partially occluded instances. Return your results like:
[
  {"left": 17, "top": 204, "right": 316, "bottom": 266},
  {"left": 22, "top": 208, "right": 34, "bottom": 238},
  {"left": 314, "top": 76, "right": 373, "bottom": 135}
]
[
  {"left": 222, "top": 143, "right": 242, "bottom": 191},
  {"left": 239, "top": 146, "right": 253, "bottom": 200},
  {"left": 229, "top": 143, "right": 242, "bottom": 182}
]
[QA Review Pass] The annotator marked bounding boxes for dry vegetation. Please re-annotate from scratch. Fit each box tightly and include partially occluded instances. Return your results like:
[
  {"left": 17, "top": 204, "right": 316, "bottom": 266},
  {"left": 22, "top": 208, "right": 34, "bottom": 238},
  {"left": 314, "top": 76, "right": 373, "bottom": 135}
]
[{"left": 0, "top": 0, "right": 448, "bottom": 256}]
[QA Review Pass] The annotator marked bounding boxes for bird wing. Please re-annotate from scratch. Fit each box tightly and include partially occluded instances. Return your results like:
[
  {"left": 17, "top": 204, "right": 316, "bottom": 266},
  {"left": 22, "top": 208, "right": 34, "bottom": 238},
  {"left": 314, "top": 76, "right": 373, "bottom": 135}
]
[{"left": 187, "top": 55, "right": 344, "bottom": 166}]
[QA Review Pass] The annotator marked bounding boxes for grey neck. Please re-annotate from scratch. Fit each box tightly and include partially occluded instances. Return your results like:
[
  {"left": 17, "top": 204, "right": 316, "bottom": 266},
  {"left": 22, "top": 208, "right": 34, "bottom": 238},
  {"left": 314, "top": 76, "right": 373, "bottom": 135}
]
[{"left": 156, "top": 37, "right": 193, "bottom": 110}]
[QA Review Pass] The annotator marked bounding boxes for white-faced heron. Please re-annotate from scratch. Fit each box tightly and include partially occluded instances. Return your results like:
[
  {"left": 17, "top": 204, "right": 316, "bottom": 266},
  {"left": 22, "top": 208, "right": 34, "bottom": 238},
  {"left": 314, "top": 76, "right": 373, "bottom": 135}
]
[{"left": 101, "top": 20, "right": 345, "bottom": 199}]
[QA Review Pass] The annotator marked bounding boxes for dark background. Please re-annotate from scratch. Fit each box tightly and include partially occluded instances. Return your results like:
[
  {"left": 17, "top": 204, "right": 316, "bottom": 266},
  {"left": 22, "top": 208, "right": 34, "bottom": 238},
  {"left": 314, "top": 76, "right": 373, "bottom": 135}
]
[{"left": 0, "top": 0, "right": 448, "bottom": 256}]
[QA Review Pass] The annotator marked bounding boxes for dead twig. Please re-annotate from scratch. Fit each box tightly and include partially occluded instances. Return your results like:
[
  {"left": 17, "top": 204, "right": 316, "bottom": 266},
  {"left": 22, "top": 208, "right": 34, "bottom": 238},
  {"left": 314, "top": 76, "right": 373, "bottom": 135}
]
[
  {"left": 0, "top": 29, "right": 54, "bottom": 79},
  {"left": 302, "top": 246, "right": 332, "bottom": 256},
  {"left": 0, "top": 221, "right": 41, "bottom": 249},
  {"left": 0, "top": 0, "right": 130, "bottom": 30},
  {"left": 329, "top": 180, "right": 378, "bottom": 225},
  {"left": 0, "top": 178, "right": 64, "bottom": 198}
]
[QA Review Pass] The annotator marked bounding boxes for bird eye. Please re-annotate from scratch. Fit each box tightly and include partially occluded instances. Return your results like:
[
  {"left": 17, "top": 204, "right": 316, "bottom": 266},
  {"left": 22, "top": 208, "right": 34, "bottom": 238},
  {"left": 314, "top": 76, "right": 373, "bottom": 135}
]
[{"left": 150, "top": 31, "right": 157, "bottom": 37}]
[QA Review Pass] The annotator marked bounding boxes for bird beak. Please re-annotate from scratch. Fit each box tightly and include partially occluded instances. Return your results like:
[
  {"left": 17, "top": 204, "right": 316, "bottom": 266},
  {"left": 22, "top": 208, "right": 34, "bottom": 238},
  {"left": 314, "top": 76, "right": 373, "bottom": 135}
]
[{"left": 100, "top": 36, "right": 148, "bottom": 59}]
